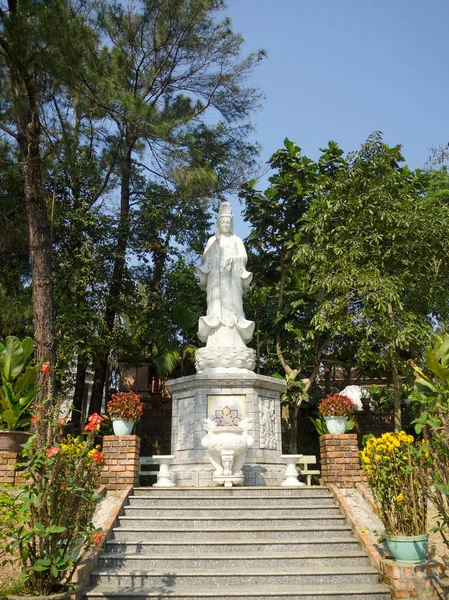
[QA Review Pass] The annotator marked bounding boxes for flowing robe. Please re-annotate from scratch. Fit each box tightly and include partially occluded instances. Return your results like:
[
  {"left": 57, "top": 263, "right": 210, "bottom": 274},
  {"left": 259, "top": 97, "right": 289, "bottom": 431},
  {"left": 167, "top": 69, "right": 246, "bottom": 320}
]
[{"left": 197, "top": 233, "right": 254, "bottom": 347}]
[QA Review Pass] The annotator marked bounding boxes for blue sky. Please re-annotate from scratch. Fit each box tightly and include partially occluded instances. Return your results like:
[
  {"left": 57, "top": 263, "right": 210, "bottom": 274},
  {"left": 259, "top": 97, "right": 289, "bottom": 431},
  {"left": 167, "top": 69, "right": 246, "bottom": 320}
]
[{"left": 222, "top": 0, "right": 449, "bottom": 237}]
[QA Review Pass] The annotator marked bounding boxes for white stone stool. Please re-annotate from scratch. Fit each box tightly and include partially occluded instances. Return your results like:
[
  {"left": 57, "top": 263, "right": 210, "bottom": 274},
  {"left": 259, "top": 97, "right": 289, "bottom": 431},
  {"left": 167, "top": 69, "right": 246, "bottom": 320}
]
[
  {"left": 152, "top": 455, "right": 175, "bottom": 487},
  {"left": 281, "top": 454, "right": 305, "bottom": 487}
]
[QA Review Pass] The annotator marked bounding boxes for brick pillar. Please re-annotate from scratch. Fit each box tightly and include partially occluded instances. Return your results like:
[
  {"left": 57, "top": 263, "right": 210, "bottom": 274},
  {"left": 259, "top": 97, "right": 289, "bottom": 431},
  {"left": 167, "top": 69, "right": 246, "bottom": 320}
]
[
  {"left": 0, "top": 451, "right": 26, "bottom": 486},
  {"left": 319, "top": 433, "right": 366, "bottom": 488},
  {"left": 101, "top": 435, "right": 141, "bottom": 490}
]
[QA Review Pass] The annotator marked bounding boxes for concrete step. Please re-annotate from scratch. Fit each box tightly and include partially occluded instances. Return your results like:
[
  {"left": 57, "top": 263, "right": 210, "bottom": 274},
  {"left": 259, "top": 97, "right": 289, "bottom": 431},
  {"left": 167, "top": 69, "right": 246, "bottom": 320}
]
[
  {"left": 84, "top": 582, "right": 390, "bottom": 599},
  {"left": 111, "top": 524, "right": 353, "bottom": 541},
  {"left": 132, "top": 486, "right": 332, "bottom": 498},
  {"left": 123, "top": 504, "right": 341, "bottom": 517},
  {"left": 98, "top": 550, "right": 370, "bottom": 570},
  {"left": 117, "top": 514, "right": 347, "bottom": 528},
  {"left": 104, "top": 536, "right": 362, "bottom": 555},
  {"left": 127, "top": 495, "right": 336, "bottom": 507},
  {"left": 89, "top": 565, "right": 381, "bottom": 587}
]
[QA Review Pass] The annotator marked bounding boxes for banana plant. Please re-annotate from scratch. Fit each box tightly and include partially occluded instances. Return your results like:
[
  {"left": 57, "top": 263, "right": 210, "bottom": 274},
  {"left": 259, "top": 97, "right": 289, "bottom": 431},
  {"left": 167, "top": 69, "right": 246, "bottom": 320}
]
[
  {"left": 0, "top": 336, "right": 41, "bottom": 431},
  {"left": 411, "top": 333, "right": 449, "bottom": 433}
]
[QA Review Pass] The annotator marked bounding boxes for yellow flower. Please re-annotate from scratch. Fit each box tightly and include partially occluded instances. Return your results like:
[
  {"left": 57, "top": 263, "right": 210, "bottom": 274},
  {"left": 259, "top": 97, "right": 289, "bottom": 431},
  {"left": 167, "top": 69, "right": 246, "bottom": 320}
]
[
  {"left": 363, "top": 456, "right": 370, "bottom": 464},
  {"left": 374, "top": 454, "right": 382, "bottom": 462},
  {"left": 396, "top": 493, "right": 404, "bottom": 502}
]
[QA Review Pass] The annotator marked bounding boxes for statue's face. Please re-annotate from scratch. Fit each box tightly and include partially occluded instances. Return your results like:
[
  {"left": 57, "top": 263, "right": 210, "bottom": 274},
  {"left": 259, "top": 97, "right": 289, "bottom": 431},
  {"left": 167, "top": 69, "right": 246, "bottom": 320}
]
[{"left": 219, "top": 216, "right": 232, "bottom": 233}]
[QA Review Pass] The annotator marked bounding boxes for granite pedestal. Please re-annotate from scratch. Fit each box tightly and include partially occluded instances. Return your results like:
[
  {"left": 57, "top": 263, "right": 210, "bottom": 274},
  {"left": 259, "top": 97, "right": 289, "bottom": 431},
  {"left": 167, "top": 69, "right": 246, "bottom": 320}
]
[{"left": 166, "top": 371, "right": 286, "bottom": 487}]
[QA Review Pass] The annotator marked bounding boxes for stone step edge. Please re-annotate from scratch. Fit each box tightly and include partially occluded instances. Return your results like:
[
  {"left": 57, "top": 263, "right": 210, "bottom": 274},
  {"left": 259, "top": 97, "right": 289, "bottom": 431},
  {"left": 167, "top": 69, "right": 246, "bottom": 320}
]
[
  {"left": 99, "top": 549, "right": 367, "bottom": 560},
  {"left": 124, "top": 504, "right": 337, "bottom": 511},
  {"left": 118, "top": 515, "right": 346, "bottom": 521},
  {"left": 106, "top": 535, "right": 358, "bottom": 546},
  {"left": 83, "top": 582, "right": 390, "bottom": 597},
  {"left": 91, "top": 565, "right": 378, "bottom": 576},
  {"left": 134, "top": 486, "right": 330, "bottom": 491},
  {"left": 129, "top": 494, "right": 333, "bottom": 500},
  {"left": 113, "top": 525, "right": 351, "bottom": 533}
]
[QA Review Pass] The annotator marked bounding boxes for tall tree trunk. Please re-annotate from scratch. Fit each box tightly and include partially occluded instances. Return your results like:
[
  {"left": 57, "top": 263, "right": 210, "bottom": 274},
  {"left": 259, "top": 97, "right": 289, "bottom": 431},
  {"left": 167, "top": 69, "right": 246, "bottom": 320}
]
[
  {"left": 89, "top": 134, "right": 133, "bottom": 414},
  {"left": 288, "top": 404, "right": 300, "bottom": 454},
  {"left": 387, "top": 302, "right": 401, "bottom": 431},
  {"left": 70, "top": 356, "right": 86, "bottom": 432},
  {"left": 8, "top": 24, "right": 55, "bottom": 396},
  {"left": 390, "top": 345, "right": 402, "bottom": 431}
]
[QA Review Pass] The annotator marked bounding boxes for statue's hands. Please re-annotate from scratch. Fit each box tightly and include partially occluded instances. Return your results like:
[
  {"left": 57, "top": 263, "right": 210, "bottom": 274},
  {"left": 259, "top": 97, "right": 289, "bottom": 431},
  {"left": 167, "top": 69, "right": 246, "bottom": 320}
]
[{"left": 224, "top": 258, "right": 233, "bottom": 271}]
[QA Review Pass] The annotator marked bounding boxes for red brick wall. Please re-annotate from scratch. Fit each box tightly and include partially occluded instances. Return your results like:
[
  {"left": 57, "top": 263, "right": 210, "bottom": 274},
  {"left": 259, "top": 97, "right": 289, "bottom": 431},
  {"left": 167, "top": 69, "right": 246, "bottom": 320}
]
[
  {"left": 381, "top": 558, "right": 446, "bottom": 599},
  {"left": 0, "top": 451, "right": 25, "bottom": 485},
  {"left": 319, "top": 433, "right": 367, "bottom": 488},
  {"left": 101, "top": 435, "right": 141, "bottom": 489}
]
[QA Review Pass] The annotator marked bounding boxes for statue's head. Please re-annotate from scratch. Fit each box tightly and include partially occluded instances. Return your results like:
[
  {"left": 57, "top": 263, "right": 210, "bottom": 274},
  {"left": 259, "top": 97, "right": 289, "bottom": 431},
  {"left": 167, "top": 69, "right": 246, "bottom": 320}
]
[{"left": 216, "top": 201, "right": 234, "bottom": 238}]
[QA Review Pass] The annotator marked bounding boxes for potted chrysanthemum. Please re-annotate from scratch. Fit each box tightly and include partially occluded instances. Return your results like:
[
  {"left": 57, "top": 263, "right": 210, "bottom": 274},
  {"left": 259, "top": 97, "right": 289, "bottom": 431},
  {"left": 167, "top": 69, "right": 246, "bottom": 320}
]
[
  {"left": 360, "top": 430, "right": 428, "bottom": 563},
  {"left": 107, "top": 391, "right": 143, "bottom": 436},
  {"left": 318, "top": 393, "right": 355, "bottom": 434}
]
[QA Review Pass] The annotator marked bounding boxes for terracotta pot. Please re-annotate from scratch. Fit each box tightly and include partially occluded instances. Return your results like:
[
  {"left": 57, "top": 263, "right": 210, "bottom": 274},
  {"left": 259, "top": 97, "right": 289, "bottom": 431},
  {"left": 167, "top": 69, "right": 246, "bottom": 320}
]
[{"left": 0, "top": 430, "right": 30, "bottom": 453}]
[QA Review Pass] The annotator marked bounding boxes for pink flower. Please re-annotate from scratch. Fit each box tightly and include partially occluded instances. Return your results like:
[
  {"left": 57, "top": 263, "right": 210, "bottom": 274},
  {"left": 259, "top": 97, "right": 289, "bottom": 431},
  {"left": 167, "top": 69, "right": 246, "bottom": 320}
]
[
  {"left": 46, "top": 446, "right": 59, "bottom": 457},
  {"left": 59, "top": 418, "right": 65, "bottom": 425}
]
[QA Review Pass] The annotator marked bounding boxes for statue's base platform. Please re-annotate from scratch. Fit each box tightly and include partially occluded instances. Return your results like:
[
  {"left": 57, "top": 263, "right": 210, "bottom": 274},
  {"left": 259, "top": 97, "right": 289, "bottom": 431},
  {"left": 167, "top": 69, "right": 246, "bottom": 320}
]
[
  {"left": 166, "top": 371, "right": 286, "bottom": 487},
  {"left": 195, "top": 346, "right": 256, "bottom": 372}
]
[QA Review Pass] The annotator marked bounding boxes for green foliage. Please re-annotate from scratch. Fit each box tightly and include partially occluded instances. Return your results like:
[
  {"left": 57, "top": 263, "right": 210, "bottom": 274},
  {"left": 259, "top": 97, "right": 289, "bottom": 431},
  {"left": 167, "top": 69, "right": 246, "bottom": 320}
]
[
  {"left": 0, "top": 336, "right": 40, "bottom": 431},
  {"left": 295, "top": 132, "right": 449, "bottom": 428},
  {"left": 410, "top": 333, "right": 449, "bottom": 548},
  {"left": 309, "top": 414, "right": 328, "bottom": 436},
  {"left": 1, "top": 0, "right": 264, "bottom": 412},
  {"left": 369, "top": 385, "right": 392, "bottom": 411},
  {"left": 241, "top": 139, "right": 345, "bottom": 451},
  {"left": 0, "top": 401, "right": 104, "bottom": 595}
]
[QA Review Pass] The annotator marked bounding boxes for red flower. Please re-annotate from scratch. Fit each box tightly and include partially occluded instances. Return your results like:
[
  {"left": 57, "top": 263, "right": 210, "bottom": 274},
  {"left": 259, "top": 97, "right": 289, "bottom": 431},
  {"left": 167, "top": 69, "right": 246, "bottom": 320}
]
[
  {"left": 84, "top": 413, "right": 104, "bottom": 432},
  {"left": 60, "top": 483, "right": 68, "bottom": 489},
  {"left": 31, "top": 416, "right": 40, "bottom": 424},
  {"left": 92, "top": 451, "right": 104, "bottom": 464},
  {"left": 318, "top": 393, "right": 355, "bottom": 418},
  {"left": 93, "top": 533, "right": 102, "bottom": 546},
  {"left": 59, "top": 418, "right": 65, "bottom": 425},
  {"left": 41, "top": 361, "right": 51, "bottom": 373},
  {"left": 46, "top": 446, "right": 59, "bottom": 457},
  {"left": 88, "top": 413, "right": 103, "bottom": 425}
]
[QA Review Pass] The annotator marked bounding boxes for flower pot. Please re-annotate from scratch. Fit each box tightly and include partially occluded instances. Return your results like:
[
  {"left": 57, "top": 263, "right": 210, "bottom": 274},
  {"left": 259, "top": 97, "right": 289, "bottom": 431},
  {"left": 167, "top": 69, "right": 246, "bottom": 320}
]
[
  {"left": 0, "top": 430, "right": 31, "bottom": 453},
  {"left": 385, "top": 533, "right": 429, "bottom": 563},
  {"left": 324, "top": 416, "right": 347, "bottom": 434},
  {"left": 112, "top": 419, "right": 135, "bottom": 436}
]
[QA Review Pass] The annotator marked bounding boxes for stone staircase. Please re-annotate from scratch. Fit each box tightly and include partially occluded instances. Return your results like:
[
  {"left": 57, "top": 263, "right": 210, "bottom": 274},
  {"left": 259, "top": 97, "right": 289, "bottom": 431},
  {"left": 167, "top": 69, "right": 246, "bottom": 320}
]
[{"left": 83, "top": 486, "right": 390, "bottom": 600}]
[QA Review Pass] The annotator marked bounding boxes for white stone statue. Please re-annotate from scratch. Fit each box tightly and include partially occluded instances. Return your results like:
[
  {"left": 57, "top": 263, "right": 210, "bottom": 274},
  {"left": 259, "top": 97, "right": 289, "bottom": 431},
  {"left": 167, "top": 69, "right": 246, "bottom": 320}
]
[
  {"left": 195, "top": 202, "right": 256, "bottom": 372},
  {"left": 339, "top": 385, "right": 370, "bottom": 411}
]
